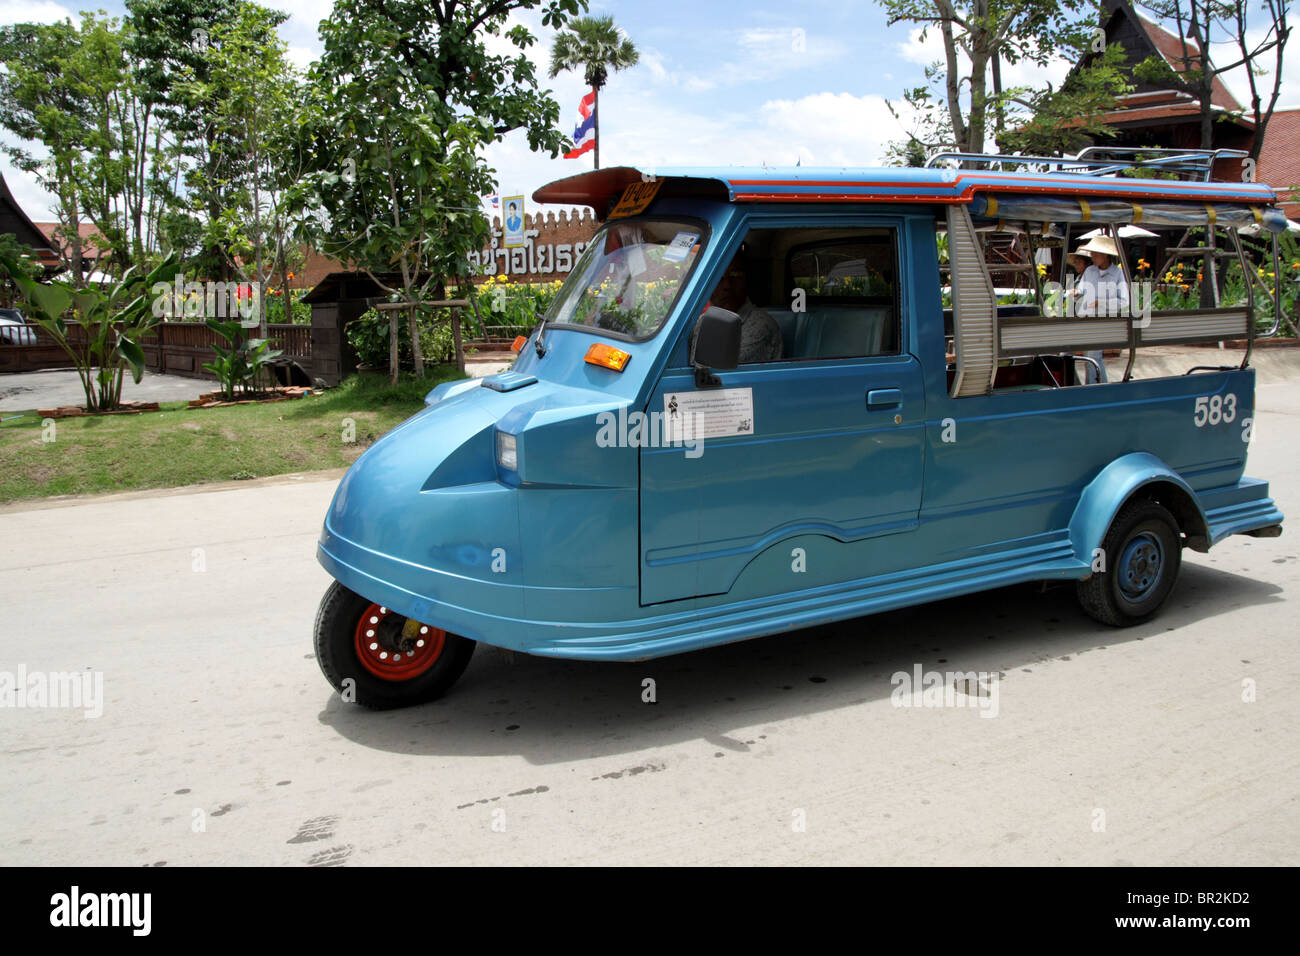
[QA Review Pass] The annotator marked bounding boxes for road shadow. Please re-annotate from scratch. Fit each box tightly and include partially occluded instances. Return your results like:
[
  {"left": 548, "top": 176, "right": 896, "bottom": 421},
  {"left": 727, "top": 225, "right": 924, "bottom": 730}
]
[{"left": 317, "top": 557, "right": 1283, "bottom": 765}]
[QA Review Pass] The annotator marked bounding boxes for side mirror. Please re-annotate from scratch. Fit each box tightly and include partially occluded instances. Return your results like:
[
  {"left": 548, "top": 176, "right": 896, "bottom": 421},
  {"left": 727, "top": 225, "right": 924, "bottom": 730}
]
[{"left": 693, "top": 307, "right": 741, "bottom": 382}]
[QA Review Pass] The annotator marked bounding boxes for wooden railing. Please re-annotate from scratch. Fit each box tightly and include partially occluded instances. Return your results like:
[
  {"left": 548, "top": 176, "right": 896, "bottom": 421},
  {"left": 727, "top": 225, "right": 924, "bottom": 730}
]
[{"left": 0, "top": 321, "right": 312, "bottom": 377}]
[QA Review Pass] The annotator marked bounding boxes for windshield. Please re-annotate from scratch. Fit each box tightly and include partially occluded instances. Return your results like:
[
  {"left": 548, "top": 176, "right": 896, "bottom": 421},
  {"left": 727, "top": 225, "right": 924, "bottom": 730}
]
[{"left": 544, "top": 219, "right": 705, "bottom": 340}]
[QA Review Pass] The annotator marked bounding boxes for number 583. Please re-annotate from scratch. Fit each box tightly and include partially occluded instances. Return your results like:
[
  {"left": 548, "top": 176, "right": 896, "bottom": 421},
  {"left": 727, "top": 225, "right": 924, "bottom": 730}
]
[{"left": 1193, "top": 393, "right": 1237, "bottom": 427}]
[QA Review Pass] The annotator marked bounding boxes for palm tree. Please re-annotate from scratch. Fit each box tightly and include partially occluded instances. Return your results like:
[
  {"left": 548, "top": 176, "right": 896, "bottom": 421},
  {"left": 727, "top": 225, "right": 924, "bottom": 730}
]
[{"left": 548, "top": 15, "right": 639, "bottom": 169}]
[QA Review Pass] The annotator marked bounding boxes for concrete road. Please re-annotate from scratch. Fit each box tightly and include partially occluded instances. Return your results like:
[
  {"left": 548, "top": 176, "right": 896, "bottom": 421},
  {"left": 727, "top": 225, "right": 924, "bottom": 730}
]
[
  {"left": 0, "top": 359, "right": 511, "bottom": 414},
  {"left": 0, "top": 384, "right": 1297, "bottom": 866},
  {"left": 0, "top": 368, "right": 210, "bottom": 412}
]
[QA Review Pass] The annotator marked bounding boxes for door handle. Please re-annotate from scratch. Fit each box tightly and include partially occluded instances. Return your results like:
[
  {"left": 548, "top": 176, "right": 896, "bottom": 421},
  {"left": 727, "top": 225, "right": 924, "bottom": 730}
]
[{"left": 867, "top": 388, "right": 903, "bottom": 409}]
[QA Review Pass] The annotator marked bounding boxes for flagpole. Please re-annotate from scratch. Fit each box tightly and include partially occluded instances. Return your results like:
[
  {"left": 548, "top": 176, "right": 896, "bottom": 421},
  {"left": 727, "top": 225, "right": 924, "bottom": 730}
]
[{"left": 593, "top": 86, "right": 599, "bottom": 170}]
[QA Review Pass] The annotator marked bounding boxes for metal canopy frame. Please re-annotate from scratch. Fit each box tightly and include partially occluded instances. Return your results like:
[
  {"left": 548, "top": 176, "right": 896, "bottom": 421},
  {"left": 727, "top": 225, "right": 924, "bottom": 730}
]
[
  {"left": 927, "top": 147, "right": 1249, "bottom": 184},
  {"left": 929, "top": 147, "right": 1285, "bottom": 384}
]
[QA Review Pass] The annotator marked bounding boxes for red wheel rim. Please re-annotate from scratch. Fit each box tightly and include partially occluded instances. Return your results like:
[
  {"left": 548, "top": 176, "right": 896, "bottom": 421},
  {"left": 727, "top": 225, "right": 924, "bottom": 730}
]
[{"left": 353, "top": 603, "right": 445, "bottom": 681}]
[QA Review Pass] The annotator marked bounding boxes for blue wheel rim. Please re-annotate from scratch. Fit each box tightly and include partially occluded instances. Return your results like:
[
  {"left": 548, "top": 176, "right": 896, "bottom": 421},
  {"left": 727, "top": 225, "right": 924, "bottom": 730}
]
[{"left": 1117, "top": 532, "right": 1164, "bottom": 603}]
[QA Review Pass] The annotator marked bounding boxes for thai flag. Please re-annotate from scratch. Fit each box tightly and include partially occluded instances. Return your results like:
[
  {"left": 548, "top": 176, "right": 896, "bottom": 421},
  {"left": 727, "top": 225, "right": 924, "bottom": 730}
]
[{"left": 564, "top": 89, "right": 596, "bottom": 159}]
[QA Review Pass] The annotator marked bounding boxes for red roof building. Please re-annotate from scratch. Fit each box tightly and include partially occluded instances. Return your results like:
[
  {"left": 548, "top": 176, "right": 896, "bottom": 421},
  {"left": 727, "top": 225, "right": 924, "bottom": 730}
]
[
  {"left": 1074, "top": 1, "right": 1256, "bottom": 178},
  {"left": 33, "top": 221, "right": 108, "bottom": 275},
  {"left": 0, "top": 172, "right": 56, "bottom": 265},
  {"left": 1064, "top": 2, "right": 1298, "bottom": 216},
  {"left": 1255, "top": 106, "right": 1300, "bottom": 218}
]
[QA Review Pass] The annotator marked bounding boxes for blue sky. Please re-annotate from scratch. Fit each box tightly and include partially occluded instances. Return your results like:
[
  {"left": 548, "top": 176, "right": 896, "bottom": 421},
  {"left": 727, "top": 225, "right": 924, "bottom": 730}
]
[{"left": 3, "top": 0, "right": 1298, "bottom": 222}]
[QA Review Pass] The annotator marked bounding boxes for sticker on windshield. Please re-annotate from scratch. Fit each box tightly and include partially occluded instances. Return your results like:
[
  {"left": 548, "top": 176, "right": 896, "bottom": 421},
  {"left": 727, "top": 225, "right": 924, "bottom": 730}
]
[
  {"left": 662, "top": 231, "right": 698, "bottom": 263},
  {"left": 663, "top": 387, "right": 754, "bottom": 443}
]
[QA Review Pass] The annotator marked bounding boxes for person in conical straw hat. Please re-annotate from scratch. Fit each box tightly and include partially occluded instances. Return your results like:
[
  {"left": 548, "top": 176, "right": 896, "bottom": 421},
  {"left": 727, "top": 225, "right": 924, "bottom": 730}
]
[
  {"left": 1071, "top": 233, "right": 1128, "bottom": 383},
  {"left": 1067, "top": 245, "right": 1092, "bottom": 277},
  {"left": 1078, "top": 235, "right": 1120, "bottom": 259}
]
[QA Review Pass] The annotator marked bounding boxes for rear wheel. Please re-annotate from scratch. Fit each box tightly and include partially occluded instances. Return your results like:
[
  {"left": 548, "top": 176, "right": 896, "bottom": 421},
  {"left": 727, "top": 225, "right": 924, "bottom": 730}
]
[
  {"left": 1077, "top": 499, "right": 1182, "bottom": 627},
  {"left": 314, "top": 581, "right": 475, "bottom": 709}
]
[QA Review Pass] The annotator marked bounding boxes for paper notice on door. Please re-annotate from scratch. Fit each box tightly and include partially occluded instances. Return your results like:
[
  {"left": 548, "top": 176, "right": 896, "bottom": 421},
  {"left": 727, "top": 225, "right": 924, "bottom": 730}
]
[{"left": 663, "top": 387, "right": 754, "bottom": 443}]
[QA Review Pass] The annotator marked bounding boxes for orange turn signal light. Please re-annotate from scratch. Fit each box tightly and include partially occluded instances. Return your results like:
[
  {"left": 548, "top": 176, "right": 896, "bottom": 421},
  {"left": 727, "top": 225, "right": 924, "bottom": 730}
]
[
  {"left": 510, "top": 335, "right": 527, "bottom": 353},
  {"left": 584, "top": 343, "right": 631, "bottom": 372}
]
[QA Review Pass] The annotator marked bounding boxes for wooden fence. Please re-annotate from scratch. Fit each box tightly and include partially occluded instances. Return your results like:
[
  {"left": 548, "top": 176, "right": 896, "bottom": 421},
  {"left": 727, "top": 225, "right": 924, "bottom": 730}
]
[{"left": 0, "top": 322, "right": 312, "bottom": 379}]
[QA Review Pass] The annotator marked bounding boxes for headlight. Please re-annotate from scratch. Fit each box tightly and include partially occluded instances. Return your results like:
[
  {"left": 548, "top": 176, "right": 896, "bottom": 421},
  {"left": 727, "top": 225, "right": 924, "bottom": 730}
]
[{"left": 496, "top": 430, "right": 518, "bottom": 471}]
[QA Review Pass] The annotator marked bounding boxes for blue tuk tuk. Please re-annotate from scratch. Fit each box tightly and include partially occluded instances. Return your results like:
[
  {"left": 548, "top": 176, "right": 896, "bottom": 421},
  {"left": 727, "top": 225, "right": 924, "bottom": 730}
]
[{"left": 314, "top": 151, "right": 1286, "bottom": 708}]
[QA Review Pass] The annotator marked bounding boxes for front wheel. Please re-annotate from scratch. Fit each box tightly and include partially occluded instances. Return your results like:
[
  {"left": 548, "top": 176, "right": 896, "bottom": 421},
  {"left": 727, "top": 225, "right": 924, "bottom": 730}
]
[
  {"left": 1076, "top": 499, "right": 1182, "bottom": 627},
  {"left": 314, "top": 581, "right": 475, "bottom": 709}
]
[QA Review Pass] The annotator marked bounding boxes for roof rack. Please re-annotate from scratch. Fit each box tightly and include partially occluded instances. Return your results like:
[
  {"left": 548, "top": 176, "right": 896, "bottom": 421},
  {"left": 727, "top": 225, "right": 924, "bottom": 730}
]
[{"left": 926, "top": 147, "right": 1249, "bottom": 183}]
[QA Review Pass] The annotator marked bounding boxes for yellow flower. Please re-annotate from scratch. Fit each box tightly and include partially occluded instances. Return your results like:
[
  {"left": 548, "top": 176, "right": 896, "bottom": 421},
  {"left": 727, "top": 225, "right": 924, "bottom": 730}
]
[{"left": 497, "top": 274, "right": 508, "bottom": 282}]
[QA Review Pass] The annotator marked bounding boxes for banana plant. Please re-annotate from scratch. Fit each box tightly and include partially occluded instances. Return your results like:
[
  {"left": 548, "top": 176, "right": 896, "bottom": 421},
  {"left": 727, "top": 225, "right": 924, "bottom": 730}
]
[
  {"left": 203, "top": 319, "right": 283, "bottom": 400},
  {"left": 0, "top": 253, "right": 180, "bottom": 411}
]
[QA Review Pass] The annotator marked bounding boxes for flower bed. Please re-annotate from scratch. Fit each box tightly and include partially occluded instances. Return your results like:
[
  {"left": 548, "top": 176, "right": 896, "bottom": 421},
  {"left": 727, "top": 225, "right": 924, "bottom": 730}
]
[
  {"left": 37, "top": 401, "right": 162, "bottom": 419},
  {"left": 187, "top": 385, "right": 315, "bottom": 409}
]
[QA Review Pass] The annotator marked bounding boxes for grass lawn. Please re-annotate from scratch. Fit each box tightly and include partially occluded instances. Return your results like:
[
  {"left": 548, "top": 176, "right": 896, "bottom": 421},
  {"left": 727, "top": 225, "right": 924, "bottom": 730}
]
[{"left": 0, "top": 368, "right": 462, "bottom": 503}]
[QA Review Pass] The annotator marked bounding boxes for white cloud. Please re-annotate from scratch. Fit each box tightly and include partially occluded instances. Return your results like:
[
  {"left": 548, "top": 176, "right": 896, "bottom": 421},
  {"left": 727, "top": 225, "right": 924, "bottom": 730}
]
[
  {"left": 998, "top": 54, "right": 1071, "bottom": 94},
  {"left": 262, "top": 0, "right": 334, "bottom": 31},
  {"left": 0, "top": 1, "right": 72, "bottom": 25},
  {"left": 898, "top": 25, "right": 1070, "bottom": 92},
  {"left": 613, "top": 27, "right": 850, "bottom": 96},
  {"left": 484, "top": 88, "right": 919, "bottom": 219},
  {"left": 757, "top": 92, "right": 910, "bottom": 164},
  {"left": 2, "top": 162, "right": 58, "bottom": 222},
  {"left": 285, "top": 44, "right": 316, "bottom": 72},
  {"left": 898, "top": 26, "right": 943, "bottom": 66},
  {"left": 639, "top": 48, "right": 669, "bottom": 83},
  {"left": 261, "top": 0, "right": 330, "bottom": 72}
]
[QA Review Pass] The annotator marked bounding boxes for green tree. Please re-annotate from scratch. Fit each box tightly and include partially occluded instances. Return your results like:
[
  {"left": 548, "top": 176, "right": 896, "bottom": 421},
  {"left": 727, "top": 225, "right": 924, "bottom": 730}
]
[
  {"left": 881, "top": 0, "right": 1108, "bottom": 158},
  {"left": 126, "top": 0, "right": 283, "bottom": 280},
  {"left": 0, "top": 251, "right": 178, "bottom": 411},
  {"left": 1131, "top": 1, "right": 1291, "bottom": 162},
  {"left": 0, "top": 13, "right": 186, "bottom": 281},
  {"left": 178, "top": 2, "right": 306, "bottom": 335},
  {"left": 72, "top": 14, "right": 161, "bottom": 277},
  {"left": 995, "top": 42, "right": 1133, "bottom": 156},
  {"left": 0, "top": 18, "right": 100, "bottom": 286},
  {"left": 305, "top": 0, "right": 585, "bottom": 382},
  {"left": 548, "top": 14, "right": 639, "bottom": 169}
]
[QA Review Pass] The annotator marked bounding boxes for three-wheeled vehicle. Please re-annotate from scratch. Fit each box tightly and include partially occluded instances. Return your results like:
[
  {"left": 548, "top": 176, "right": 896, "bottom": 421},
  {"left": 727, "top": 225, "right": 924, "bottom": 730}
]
[{"left": 314, "top": 149, "right": 1286, "bottom": 708}]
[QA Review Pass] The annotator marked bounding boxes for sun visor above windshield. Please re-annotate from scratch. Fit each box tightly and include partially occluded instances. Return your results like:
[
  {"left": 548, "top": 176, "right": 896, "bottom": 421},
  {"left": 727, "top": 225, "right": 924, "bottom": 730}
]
[{"left": 532, "top": 167, "right": 733, "bottom": 218}]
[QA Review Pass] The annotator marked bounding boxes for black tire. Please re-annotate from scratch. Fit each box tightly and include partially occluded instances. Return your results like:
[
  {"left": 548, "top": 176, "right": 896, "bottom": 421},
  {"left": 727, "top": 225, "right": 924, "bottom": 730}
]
[
  {"left": 314, "top": 581, "right": 475, "bottom": 709},
  {"left": 1077, "top": 499, "right": 1182, "bottom": 627}
]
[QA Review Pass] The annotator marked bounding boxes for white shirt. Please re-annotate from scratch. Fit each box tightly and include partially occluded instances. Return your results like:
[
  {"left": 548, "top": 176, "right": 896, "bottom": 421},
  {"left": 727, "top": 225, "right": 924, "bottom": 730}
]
[{"left": 1077, "top": 263, "right": 1129, "bottom": 317}]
